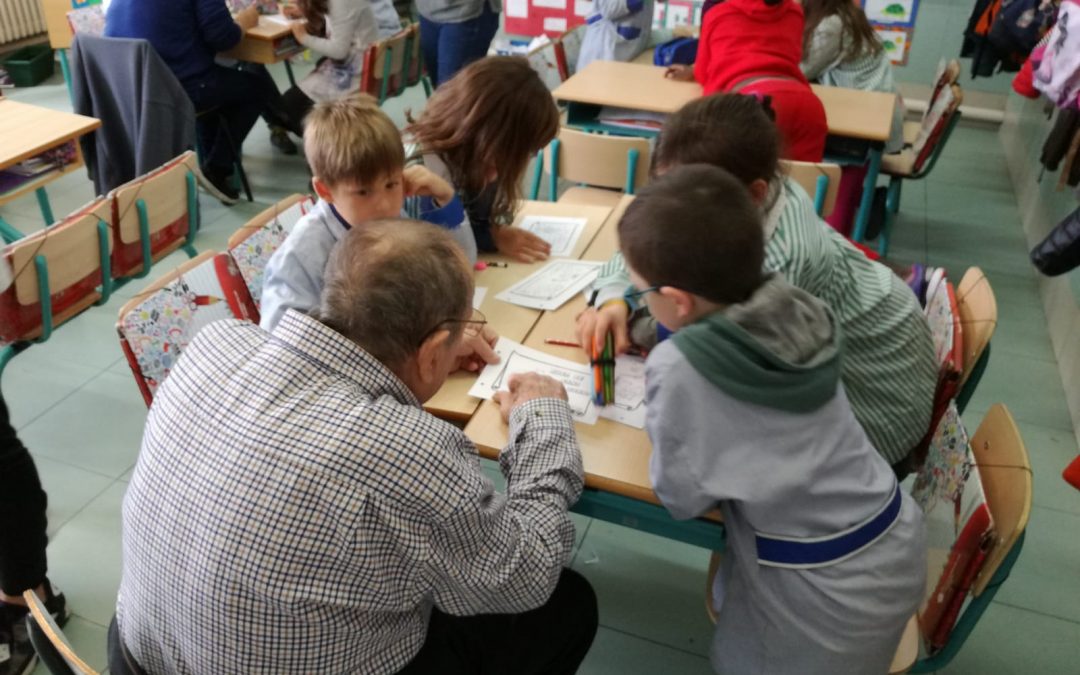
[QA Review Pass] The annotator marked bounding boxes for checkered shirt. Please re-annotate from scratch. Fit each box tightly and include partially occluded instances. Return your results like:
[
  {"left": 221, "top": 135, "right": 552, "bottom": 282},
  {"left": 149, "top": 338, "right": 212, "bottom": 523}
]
[{"left": 117, "top": 310, "right": 583, "bottom": 674}]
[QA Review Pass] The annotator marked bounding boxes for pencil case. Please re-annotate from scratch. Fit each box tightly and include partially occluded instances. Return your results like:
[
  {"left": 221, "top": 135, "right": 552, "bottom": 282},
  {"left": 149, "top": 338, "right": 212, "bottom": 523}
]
[{"left": 653, "top": 38, "right": 698, "bottom": 67}]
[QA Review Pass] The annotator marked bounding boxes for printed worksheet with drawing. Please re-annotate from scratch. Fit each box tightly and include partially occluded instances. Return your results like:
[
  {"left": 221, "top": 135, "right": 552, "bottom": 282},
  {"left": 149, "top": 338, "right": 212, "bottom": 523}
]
[
  {"left": 468, "top": 338, "right": 600, "bottom": 424},
  {"left": 496, "top": 260, "right": 602, "bottom": 311},
  {"left": 598, "top": 355, "right": 647, "bottom": 429},
  {"left": 518, "top": 216, "right": 587, "bottom": 257}
]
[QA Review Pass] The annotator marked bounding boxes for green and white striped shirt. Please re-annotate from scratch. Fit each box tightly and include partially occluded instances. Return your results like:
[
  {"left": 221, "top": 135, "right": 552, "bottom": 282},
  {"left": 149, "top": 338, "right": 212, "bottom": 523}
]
[{"left": 594, "top": 177, "right": 937, "bottom": 464}]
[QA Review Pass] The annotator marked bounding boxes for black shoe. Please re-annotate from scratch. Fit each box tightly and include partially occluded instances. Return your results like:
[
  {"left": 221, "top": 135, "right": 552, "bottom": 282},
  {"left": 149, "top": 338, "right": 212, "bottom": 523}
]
[
  {"left": 0, "top": 605, "right": 35, "bottom": 675},
  {"left": 202, "top": 164, "right": 241, "bottom": 204},
  {"left": 41, "top": 580, "right": 69, "bottom": 629},
  {"left": 269, "top": 127, "right": 298, "bottom": 155}
]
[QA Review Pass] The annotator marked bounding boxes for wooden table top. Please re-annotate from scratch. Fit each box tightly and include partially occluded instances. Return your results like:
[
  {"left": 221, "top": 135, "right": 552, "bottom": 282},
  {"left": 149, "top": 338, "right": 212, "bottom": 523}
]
[
  {"left": 554, "top": 61, "right": 897, "bottom": 143},
  {"left": 463, "top": 193, "right": 667, "bottom": 505},
  {"left": 244, "top": 16, "right": 294, "bottom": 40},
  {"left": 0, "top": 100, "right": 101, "bottom": 171},
  {"left": 423, "top": 200, "right": 615, "bottom": 421}
]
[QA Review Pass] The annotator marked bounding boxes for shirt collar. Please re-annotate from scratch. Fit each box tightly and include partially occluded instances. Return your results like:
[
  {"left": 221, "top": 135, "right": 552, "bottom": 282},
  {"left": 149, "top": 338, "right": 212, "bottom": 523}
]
[
  {"left": 328, "top": 202, "right": 354, "bottom": 231},
  {"left": 272, "top": 310, "right": 421, "bottom": 408}
]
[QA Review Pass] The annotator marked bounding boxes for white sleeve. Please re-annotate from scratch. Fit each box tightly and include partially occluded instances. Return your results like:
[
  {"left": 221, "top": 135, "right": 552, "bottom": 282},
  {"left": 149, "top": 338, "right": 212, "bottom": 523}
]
[
  {"left": 298, "top": 0, "right": 366, "bottom": 61},
  {"left": 800, "top": 15, "right": 845, "bottom": 82}
]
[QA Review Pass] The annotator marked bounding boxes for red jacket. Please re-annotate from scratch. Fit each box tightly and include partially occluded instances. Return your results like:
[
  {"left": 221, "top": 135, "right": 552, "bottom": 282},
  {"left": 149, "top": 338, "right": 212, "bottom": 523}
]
[{"left": 695, "top": 0, "right": 809, "bottom": 94}]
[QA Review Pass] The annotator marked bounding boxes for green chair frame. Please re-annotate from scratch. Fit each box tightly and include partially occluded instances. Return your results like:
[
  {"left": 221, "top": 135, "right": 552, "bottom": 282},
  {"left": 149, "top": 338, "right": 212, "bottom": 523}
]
[{"left": 528, "top": 138, "right": 642, "bottom": 202}]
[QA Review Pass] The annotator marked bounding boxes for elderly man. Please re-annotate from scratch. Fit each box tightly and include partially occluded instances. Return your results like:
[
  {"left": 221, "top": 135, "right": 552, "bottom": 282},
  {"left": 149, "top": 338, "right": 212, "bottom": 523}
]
[{"left": 109, "top": 221, "right": 597, "bottom": 674}]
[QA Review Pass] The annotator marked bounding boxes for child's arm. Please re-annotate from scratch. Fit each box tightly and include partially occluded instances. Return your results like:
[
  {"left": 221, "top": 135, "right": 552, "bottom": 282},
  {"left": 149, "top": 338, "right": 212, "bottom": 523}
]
[
  {"left": 575, "top": 251, "right": 633, "bottom": 355},
  {"left": 800, "top": 15, "right": 844, "bottom": 81},
  {"left": 195, "top": 0, "right": 245, "bottom": 52},
  {"left": 258, "top": 234, "right": 327, "bottom": 332},
  {"left": 293, "top": 0, "right": 367, "bottom": 61},
  {"left": 591, "top": 0, "right": 647, "bottom": 22},
  {"left": 645, "top": 347, "right": 720, "bottom": 520}
]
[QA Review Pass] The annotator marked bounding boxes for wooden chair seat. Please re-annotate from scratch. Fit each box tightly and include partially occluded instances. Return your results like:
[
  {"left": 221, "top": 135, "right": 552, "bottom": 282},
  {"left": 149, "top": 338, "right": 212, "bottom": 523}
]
[
  {"left": 882, "top": 149, "right": 918, "bottom": 178},
  {"left": 889, "top": 615, "right": 920, "bottom": 674},
  {"left": 23, "top": 590, "right": 99, "bottom": 674},
  {"left": 903, "top": 120, "right": 922, "bottom": 147},
  {"left": 781, "top": 159, "right": 842, "bottom": 217}
]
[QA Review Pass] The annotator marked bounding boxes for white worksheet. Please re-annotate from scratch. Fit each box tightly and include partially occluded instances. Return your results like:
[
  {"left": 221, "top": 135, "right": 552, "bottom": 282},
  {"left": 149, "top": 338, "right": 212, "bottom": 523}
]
[
  {"left": 261, "top": 13, "right": 292, "bottom": 26},
  {"left": 473, "top": 286, "right": 487, "bottom": 310},
  {"left": 519, "top": 215, "right": 588, "bottom": 257},
  {"left": 496, "top": 260, "right": 602, "bottom": 311},
  {"left": 468, "top": 338, "right": 600, "bottom": 424},
  {"left": 598, "top": 355, "right": 647, "bottom": 429}
]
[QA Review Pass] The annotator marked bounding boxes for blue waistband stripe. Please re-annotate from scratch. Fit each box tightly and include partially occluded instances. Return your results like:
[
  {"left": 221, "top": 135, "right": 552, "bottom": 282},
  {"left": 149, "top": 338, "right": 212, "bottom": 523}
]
[{"left": 755, "top": 485, "right": 903, "bottom": 568}]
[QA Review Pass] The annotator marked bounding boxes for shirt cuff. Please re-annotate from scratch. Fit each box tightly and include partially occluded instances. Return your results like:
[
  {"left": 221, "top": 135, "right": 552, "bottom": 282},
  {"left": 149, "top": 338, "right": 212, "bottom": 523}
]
[
  {"left": 594, "top": 284, "right": 630, "bottom": 309},
  {"left": 418, "top": 195, "right": 466, "bottom": 231}
]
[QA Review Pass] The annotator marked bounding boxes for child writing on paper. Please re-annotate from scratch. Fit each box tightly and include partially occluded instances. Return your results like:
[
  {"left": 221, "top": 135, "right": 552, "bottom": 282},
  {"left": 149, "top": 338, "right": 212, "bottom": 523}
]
[
  {"left": 800, "top": 0, "right": 904, "bottom": 153},
  {"left": 277, "top": 0, "right": 402, "bottom": 128},
  {"left": 260, "top": 95, "right": 498, "bottom": 369},
  {"left": 622, "top": 164, "right": 926, "bottom": 675},
  {"left": 576, "top": 0, "right": 654, "bottom": 72},
  {"left": 576, "top": 94, "right": 937, "bottom": 476},
  {"left": 406, "top": 57, "right": 559, "bottom": 263}
]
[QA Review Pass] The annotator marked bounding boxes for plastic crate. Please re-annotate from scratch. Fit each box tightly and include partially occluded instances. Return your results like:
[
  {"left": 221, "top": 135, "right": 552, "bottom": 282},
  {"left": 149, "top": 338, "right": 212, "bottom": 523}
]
[{"left": 0, "top": 44, "right": 55, "bottom": 88}]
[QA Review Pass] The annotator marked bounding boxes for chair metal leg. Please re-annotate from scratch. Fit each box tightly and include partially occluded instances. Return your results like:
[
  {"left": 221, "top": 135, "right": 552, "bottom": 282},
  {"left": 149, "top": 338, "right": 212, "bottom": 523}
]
[
  {"left": 58, "top": 49, "right": 73, "bottom": 105},
  {"left": 878, "top": 177, "right": 903, "bottom": 257},
  {"left": 35, "top": 187, "right": 54, "bottom": 226},
  {"left": 284, "top": 59, "right": 297, "bottom": 87},
  {"left": 852, "top": 147, "right": 884, "bottom": 243},
  {"left": 219, "top": 125, "right": 253, "bottom": 202},
  {"left": 0, "top": 216, "right": 24, "bottom": 244}
]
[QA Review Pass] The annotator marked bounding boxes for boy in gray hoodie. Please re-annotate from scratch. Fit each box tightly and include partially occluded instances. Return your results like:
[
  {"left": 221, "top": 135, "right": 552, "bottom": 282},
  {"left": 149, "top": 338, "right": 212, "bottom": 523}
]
[{"left": 621, "top": 164, "right": 926, "bottom": 675}]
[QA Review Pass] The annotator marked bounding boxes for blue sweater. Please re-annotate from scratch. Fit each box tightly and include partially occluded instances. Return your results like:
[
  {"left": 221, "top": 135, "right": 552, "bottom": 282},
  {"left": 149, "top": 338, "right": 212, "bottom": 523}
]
[{"left": 105, "top": 0, "right": 241, "bottom": 89}]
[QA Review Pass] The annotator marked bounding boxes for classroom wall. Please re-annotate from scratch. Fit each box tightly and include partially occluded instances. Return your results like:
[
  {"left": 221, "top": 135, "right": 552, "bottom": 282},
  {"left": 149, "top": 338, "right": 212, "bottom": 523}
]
[{"left": 999, "top": 91, "right": 1080, "bottom": 449}]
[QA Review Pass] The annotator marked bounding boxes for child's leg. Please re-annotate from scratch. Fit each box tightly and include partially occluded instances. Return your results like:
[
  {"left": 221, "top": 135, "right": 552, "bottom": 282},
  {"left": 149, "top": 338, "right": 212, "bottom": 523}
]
[
  {"left": 418, "top": 15, "right": 443, "bottom": 87},
  {"left": 825, "top": 164, "right": 867, "bottom": 238},
  {"left": 433, "top": 3, "right": 500, "bottom": 86}
]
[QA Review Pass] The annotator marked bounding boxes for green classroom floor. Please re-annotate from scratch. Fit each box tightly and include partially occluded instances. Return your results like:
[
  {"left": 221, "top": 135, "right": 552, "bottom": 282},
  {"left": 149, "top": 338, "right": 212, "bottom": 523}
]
[{"left": 1, "top": 63, "right": 1078, "bottom": 674}]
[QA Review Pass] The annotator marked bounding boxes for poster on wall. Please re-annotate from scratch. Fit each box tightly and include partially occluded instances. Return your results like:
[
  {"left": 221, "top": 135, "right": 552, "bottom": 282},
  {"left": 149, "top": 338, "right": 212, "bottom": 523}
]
[
  {"left": 863, "top": 0, "right": 919, "bottom": 28},
  {"left": 874, "top": 26, "right": 913, "bottom": 66}
]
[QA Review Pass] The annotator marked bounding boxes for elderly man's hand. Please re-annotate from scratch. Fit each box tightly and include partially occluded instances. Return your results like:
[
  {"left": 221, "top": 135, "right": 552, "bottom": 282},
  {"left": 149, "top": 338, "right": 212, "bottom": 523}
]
[
  {"left": 454, "top": 324, "right": 500, "bottom": 373},
  {"left": 494, "top": 373, "right": 568, "bottom": 423}
]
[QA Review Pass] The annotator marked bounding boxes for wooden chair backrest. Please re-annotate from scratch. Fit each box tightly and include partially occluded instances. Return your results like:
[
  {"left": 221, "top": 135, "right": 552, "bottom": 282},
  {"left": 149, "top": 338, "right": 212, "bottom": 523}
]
[
  {"left": 11, "top": 199, "right": 112, "bottom": 308},
  {"left": 913, "top": 84, "right": 963, "bottom": 174},
  {"left": 65, "top": 6, "right": 106, "bottom": 37},
  {"left": 927, "top": 59, "right": 962, "bottom": 117},
  {"left": 956, "top": 267, "right": 997, "bottom": 386},
  {"left": 113, "top": 152, "right": 198, "bottom": 246},
  {"left": 23, "top": 590, "right": 98, "bottom": 675},
  {"left": 781, "top": 160, "right": 842, "bottom": 217},
  {"left": 227, "top": 193, "right": 310, "bottom": 249},
  {"left": 372, "top": 29, "right": 410, "bottom": 81},
  {"left": 547, "top": 127, "right": 651, "bottom": 192},
  {"left": 969, "top": 404, "right": 1032, "bottom": 596}
]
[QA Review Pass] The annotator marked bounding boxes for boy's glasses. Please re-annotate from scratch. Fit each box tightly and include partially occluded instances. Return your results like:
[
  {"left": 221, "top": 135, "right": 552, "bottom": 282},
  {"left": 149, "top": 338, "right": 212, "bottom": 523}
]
[
  {"left": 625, "top": 286, "right": 662, "bottom": 301},
  {"left": 418, "top": 308, "right": 488, "bottom": 346}
]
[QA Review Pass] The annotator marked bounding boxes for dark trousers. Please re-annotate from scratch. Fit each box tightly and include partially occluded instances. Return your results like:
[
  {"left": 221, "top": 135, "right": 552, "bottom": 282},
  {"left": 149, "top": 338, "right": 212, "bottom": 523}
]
[
  {"left": 281, "top": 85, "right": 316, "bottom": 134},
  {"left": 185, "top": 64, "right": 298, "bottom": 171},
  {"left": 418, "top": 3, "right": 499, "bottom": 88},
  {"left": 0, "top": 395, "right": 48, "bottom": 597},
  {"left": 398, "top": 568, "right": 598, "bottom": 674}
]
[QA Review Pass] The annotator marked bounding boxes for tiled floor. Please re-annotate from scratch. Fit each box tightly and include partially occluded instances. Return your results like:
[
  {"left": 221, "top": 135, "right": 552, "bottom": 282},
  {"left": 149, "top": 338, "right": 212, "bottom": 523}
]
[{"left": 3, "top": 63, "right": 1079, "bottom": 674}]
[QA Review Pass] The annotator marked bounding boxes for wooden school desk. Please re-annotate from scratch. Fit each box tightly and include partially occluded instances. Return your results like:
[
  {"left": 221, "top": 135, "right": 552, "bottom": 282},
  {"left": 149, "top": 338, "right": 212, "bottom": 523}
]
[
  {"left": 553, "top": 60, "right": 897, "bottom": 255},
  {"left": 422, "top": 200, "right": 615, "bottom": 422},
  {"left": 463, "top": 194, "right": 725, "bottom": 551},
  {"left": 0, "top": 100, "right": 101, "bottom": 241},
  {"left": 221, "top": 16, "right": 304, "bottom": 65}
]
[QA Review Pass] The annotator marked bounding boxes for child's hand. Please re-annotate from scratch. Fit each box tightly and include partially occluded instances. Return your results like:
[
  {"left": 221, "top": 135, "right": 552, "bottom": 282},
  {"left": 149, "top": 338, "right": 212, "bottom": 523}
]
[
  {"left": 290, "top": 20, "right": 308, "bottom": 41},
  {"left": 403, "top": 165, "right": 455, "bottom": 206},
  {"left": 282, "top": 4, "right": 303, "bottom": 18},
  {"left": 575, "top": 300, "right": 631, "bottom": 358},
  {"left": 236, "top": 6, "right": 260, "bottom": 30},
  {"left": 454, "top": 324, "right": 500, "bottom": 373},
  {"left": 494, "top": 373, "right": 568, "bottom": 423},
  {"left": 492, "top": 227, "right": 551, "bottom": 263},
  {"left": 665, "top": 64, "right": 694, "bottom": 82}
]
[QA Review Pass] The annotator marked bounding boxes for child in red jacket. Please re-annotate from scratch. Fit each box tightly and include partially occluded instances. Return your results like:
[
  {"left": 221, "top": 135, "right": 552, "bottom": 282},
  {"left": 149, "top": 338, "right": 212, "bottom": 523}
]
[{"left": 666, "top": 0, "right": 827, "bottom": 162}]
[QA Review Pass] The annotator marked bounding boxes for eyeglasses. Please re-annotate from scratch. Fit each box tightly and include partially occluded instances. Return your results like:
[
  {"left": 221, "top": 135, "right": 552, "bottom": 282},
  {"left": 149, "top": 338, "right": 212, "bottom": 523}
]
[
  {"left": 418, "top": 308, "right": 488, "bottom": 346},
  {"left": 625, "top": 285, "right": 662, "bottom": 301}
]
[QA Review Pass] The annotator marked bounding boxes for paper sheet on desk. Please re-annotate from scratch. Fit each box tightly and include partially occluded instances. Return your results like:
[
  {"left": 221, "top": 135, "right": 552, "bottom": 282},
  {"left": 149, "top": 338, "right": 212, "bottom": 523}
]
[
  {"left": 496, "top": 260, "right": 602, "bottom": 311},
  {"left": 261, "top": 13, "right": 292, "bottom": 26},
  {"left": 473, "top": 287, "right": 487, "bottom": 310},
  {"left": 518, "top": 215, "right": 587, "bottom": 257},
  {"left": 598, "top": 355, "right": 647, "bottom": 429},
  {"left": 468, "top": 338, "right": 600, "bottom": 424}
]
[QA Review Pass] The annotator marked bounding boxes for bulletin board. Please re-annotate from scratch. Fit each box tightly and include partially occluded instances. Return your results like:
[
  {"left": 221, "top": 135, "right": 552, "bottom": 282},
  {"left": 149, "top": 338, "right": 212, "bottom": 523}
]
[
  {"left": 861, "top": 0, "right": 919, "bottom": 66},
  {"left": 504, "top": 0, "right": 594, "bottom": 38}
]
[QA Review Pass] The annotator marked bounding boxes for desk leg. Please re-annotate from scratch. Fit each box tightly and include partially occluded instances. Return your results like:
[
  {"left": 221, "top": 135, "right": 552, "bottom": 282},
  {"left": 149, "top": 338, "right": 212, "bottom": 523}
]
[
  {"left": 59, "top": 49, "right": 73, "bottom": 105},
  {"left": 35, "top": 188, "right": 55, "bottom": 226},
  {"left": 851, "top": 146, "right": 883, "bottom": 244},
  {"left": 571, "top": 489, "right": 725, "bottom": 551},
  {"left": 284, "top": 59, "right": 297, "bottom": 88},
  {"left": 0, "top": 216, "right": 25, "bottom": 244}
]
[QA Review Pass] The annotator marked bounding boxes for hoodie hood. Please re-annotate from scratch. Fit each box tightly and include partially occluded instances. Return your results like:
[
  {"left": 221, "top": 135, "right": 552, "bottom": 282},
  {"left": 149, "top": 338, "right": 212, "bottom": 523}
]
[{"left": 671, "top": 273, "right": 842, "bottom": 412}]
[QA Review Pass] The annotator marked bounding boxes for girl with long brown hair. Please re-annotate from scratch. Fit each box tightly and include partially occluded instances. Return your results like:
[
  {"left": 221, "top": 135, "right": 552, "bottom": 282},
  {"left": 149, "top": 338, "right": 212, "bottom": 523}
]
[{"left": 406, "top": 56, "right": 561, "bottom": 262}]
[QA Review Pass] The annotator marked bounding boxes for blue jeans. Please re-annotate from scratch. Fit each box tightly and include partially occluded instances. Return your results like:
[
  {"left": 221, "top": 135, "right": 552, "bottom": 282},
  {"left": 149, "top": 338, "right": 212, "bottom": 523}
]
[{"left": 419, "top": 2, "right": 499, "bottom": 88}]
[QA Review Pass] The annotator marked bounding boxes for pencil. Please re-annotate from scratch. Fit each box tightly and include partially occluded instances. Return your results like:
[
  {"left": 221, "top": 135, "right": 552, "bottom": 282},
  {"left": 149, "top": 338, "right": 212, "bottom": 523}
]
[
  {"left": 591, "top": 337, "right": 604, "bottom": 406},
  {"left": 545, "top": 338, "right": 583, "bottom": 348},
  {"left": 603, "top": 332, "right": 615, "bottom": 405}
]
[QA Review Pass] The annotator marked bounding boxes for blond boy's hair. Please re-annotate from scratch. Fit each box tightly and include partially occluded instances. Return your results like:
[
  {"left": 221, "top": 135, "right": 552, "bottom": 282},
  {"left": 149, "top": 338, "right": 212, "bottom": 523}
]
[{"left": 303, "top": 94, "right": 405, "bottom": 187}]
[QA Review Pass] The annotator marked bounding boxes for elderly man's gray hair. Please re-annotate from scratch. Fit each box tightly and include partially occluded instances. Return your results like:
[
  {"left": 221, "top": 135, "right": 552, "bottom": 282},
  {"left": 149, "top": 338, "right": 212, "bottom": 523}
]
[{"left": 312, "top": 220, "right": 473, "bottom": 368}]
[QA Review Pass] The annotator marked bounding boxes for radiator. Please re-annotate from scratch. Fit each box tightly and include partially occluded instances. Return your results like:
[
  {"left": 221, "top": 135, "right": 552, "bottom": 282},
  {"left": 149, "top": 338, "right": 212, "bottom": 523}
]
[{"left": 0, "top": 0, "right": 47, "bottom": 45}]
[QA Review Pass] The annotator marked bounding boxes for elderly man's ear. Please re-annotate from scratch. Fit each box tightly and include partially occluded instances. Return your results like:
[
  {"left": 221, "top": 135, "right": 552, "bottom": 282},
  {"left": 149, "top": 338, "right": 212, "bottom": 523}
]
[{"left": 416, "top": 329, "right": 453, "bottom": 383}]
